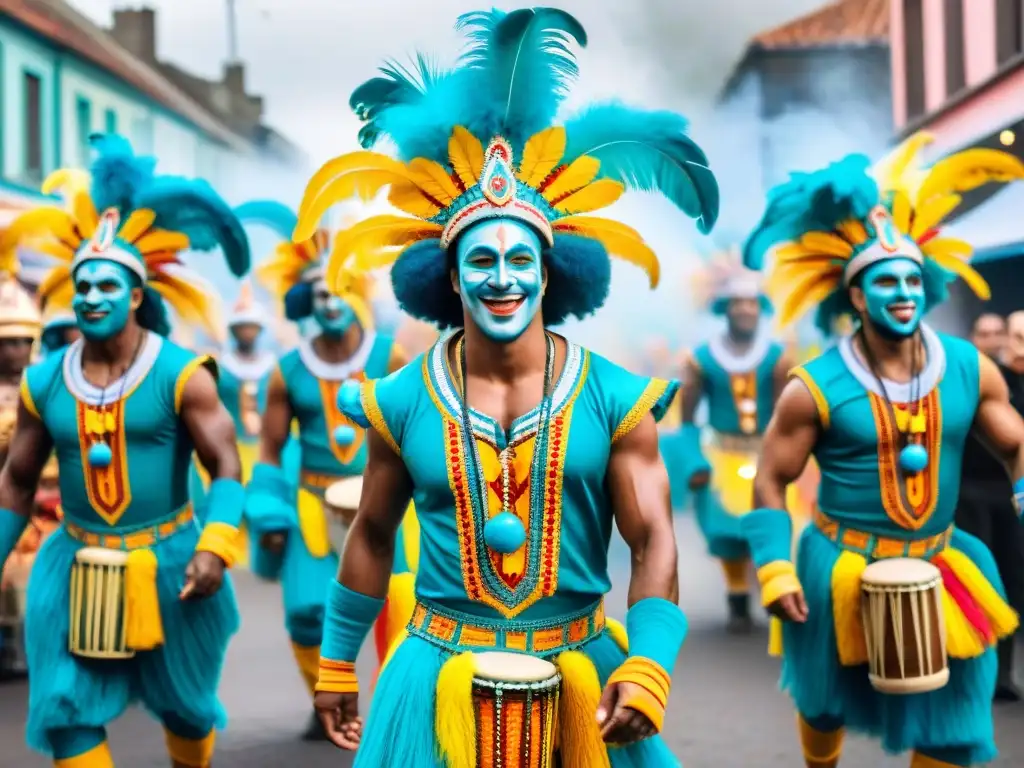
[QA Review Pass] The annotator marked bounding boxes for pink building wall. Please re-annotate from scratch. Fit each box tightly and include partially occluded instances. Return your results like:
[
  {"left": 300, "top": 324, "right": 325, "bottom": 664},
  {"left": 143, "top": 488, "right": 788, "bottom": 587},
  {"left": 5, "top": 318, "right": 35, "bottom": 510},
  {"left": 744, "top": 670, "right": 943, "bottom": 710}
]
[{"left": 890, "top": 0, "right": 1010, "bottom": 152}]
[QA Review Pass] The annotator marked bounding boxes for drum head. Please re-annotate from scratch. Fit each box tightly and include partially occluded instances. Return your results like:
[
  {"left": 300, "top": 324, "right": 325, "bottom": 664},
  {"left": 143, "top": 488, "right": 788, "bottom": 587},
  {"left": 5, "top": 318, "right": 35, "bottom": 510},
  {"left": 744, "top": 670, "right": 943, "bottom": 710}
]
[
  {"left": 325, "top": 477, "right": 363, "bottom": 512},
  {"left": 74, "top": 546, "right": 129, "bottom": 566},
  {"left": 861, "top": 557, "right": 940, "bottom": 586},
  {"left": 474, "top": 651, "right": 558, "bottom": 683}
]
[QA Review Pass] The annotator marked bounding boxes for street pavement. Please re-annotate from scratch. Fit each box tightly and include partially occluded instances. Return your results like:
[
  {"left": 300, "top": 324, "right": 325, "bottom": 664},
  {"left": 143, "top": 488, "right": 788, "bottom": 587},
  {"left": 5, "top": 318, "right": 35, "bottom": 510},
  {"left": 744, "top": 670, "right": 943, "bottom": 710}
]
[{"left": 2, "top": 515, "right": 1023, "bottom": 766}]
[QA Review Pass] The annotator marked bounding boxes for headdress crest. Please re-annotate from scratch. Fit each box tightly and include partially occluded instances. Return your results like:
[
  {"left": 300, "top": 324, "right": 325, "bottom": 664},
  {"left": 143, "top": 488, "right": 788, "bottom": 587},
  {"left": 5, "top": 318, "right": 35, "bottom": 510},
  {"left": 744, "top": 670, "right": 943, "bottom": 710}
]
[
  {"left": 0, "top": 134, "right": 250, "bottom": 339},
  {"left": 293, "top": 7, "right": 719, "bottom": 327},
  {"left": 690, "top": 245, "right": 769, "bottom": 316},
  {"left": 743, "top": 132, "right": 1024, "bottom": 333}
]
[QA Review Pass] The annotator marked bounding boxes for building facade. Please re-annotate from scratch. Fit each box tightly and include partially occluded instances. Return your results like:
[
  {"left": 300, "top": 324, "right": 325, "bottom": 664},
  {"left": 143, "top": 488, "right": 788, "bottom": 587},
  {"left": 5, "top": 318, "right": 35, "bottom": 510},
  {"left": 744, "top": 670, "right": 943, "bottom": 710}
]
[{"left": 890, "top": 0, "right": 1024, "bottom": 327}]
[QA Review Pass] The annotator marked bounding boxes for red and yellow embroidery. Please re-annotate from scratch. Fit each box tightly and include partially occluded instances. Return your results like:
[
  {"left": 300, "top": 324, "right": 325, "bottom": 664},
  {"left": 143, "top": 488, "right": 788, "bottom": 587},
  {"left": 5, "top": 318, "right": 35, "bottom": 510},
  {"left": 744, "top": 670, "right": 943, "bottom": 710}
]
[
  {"left": 870, "top": 389, "right": 942, "bottom": 531},
  {"left": 77, "top": 401, "right": 132, "bottom": 525},
  {"left": 319, "top": 375, "right": 365, "bottom": 464}
]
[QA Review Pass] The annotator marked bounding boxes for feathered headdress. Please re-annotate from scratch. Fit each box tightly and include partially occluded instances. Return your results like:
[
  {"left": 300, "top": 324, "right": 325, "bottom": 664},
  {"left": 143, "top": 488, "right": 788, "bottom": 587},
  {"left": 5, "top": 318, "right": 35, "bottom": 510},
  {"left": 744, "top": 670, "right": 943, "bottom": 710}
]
[
  {"left": 743, "top": 132, "right": 1024, "bottom": 334},
  {"left": 690, "top": 245, "right": 770, "bottom": 316},
  {"left": 0, "top": 134, "right": 249, "bottom": 339},
  {"left": 228, "top": 279, "right": 265, "bottom": 328},
  {"left": 237, "top": 200, "right": 376, "bottom": 329},
  {"left": 293, "top": 7, "right": 719, "bottom": 328}
]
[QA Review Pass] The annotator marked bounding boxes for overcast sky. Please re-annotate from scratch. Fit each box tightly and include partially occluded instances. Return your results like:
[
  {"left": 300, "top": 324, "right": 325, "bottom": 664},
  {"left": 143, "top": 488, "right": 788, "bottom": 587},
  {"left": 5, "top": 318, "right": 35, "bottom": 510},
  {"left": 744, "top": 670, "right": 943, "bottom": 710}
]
[{"left": 69, "top": 0, "right": 828, "bottom": 355}]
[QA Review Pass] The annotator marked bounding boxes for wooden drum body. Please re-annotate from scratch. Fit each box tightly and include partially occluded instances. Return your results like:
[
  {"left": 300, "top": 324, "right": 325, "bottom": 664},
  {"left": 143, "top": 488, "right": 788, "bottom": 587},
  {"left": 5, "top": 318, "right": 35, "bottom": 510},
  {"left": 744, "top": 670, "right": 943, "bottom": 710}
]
[
  {"left": 324, "top": 477, "right": 361, "bottom": 556},
  {"left": 472, "top": 651, "right": 561, "bottom": 768},
  {"left": 69, "top": 547, "right": 134, "bottom": 660},
  {"left": 861, "top": 557, "right": 948, "bottom": 694}
]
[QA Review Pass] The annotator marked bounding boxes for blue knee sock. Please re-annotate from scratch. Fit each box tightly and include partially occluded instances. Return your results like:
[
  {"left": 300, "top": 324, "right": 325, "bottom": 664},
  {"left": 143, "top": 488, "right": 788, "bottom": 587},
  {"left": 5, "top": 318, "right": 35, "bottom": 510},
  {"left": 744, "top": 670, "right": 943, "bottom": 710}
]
[{"left": 50, "top": 727, "right": 107, "bottom": 760}]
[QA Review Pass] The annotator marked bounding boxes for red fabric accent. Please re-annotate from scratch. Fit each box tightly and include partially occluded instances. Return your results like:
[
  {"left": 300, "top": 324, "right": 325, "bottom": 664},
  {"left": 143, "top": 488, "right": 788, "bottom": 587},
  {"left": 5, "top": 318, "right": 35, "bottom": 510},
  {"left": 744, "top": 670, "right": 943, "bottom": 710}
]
[
  {"left": 916, "top": 228, "right": 939, "bottom": 245},
  {"left": 933, "top": 555, "right": 995, "bottom": 643},
  {"left": 373, "top": 597, "right": 390, "bottom": 665}
]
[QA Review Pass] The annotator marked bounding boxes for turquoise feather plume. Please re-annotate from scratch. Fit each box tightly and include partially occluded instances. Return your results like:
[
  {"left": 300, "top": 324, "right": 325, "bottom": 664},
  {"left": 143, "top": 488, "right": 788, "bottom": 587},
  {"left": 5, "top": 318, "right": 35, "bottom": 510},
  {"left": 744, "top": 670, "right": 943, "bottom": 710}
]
[
  {"left": 88, "top": 133, "right": 157, "bottom": 219},
  {"left": 349, "top": 54, "right": 444, "bottom": 149},
  {"left": 742, "top": 154, "right": 879, "bottom": 270},
  {"left": 562, "top": 102, "right": 719, "bottom": 234},
  {"left": 233, "top": 200, "right": 299, "bottom": 242}
]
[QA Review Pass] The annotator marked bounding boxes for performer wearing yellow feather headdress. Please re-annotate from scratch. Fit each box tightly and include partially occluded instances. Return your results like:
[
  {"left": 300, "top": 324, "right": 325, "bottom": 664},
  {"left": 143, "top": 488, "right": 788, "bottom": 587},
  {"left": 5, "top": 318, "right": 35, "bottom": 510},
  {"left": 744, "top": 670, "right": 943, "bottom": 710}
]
[
  {"left": 0, "top": 134, "right": 248, "bottom": 767},
  {"left": 743, "top": 133, "right": 1024, "bottom": 767},
  {"left": 300, "top": 7, "right": 721, "bottom": 766},
  {"left": 234, "top": 200, "right": 411, "bottom": 739}
]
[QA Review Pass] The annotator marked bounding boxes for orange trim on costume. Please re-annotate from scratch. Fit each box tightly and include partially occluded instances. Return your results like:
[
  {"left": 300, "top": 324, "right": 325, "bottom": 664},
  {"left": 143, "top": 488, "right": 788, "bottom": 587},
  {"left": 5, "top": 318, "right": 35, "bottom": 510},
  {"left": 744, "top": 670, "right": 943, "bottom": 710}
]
[
  {"left": 789, "top": 367, "right": 830, "bottom": 429},
  {"left": 19, "top": 375, "right": 39, "bottom": 419},
  {"left": 870, "top": 389, "right": 941, "bottom": 531},
  {"left": 607, "top": 657, "right": 671, "bottom": 733},
  {"left": 76, "top": 399, "right": 132, "bottom": 525},
  {"left": 729, "top": 371, "right": 759, "bottom": 435},
  {"left": 174, "top": 356, "right": 211, "bottom": 413},
  {"left": 316, "top": 658, "right": 359, "bottom": 694},
  {"left": 318, "top": 374, "right": 366, "bottom": 464}
]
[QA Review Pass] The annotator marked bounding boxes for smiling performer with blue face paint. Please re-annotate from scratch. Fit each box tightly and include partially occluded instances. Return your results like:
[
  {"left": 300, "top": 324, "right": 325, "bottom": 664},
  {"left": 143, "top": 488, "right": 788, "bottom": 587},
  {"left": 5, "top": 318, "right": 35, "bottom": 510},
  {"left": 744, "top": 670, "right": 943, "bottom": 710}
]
[
  {"left": 744, "top": 135, "right": 1024, "bottom": 768},
  {"left": 0, "top": 133, "right": 249, "bottom": 768},
  {"left": 292, "top": 8, "right": 720, "bottom": 766},
  {"left": 234, "top": 200, "right": 410, "bottom": 739}
]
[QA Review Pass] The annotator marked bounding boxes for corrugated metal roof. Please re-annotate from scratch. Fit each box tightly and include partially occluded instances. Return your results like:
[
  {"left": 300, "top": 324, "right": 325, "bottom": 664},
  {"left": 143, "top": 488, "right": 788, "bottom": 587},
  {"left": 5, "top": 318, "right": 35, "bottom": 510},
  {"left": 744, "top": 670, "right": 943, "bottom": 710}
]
[
  {"left": 753, "top": 0, "right": 889, "bottom": 49},
  {"left": 0, "top": 0, "right": 251, "bottom": 150}
]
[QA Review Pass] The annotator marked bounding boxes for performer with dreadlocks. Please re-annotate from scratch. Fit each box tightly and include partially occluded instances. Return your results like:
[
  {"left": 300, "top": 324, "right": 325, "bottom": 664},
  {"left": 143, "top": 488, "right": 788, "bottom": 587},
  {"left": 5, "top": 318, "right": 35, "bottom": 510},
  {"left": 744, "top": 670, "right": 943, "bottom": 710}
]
[
  {"left": 745, "top": 134, "right": 1024, "bottom": 768},
  {"left": 679, "top": 246, "right": 789, "bottom": 633},
  {"left": 0, "top": 133, "right": 247, "bottom": 768},
  {"left": 303, "top": 8, "right": 715, "bottom": 766},
  {"left": 237, "top": 201, "right": 411, "bottom": 739}
]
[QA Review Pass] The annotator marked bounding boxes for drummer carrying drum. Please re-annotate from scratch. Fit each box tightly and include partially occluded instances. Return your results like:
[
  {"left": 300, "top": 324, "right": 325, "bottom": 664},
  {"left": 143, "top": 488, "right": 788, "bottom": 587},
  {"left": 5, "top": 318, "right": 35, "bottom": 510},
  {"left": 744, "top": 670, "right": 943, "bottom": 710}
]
[
  {"left": 298, "top": 8, "right": 710, "bottom": 766},
  {"left": 0, "top": 134, "right": 248, "bottom": 768},
  {"left": 744, "top": 138, "right": 1024, "bottom": 768}
]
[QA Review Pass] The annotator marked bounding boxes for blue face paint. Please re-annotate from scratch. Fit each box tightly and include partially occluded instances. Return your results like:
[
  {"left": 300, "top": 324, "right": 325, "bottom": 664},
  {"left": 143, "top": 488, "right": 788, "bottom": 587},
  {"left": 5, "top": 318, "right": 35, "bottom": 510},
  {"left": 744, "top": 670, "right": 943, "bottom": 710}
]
[
  {"left": 71, "top": 260, "right": 138, "bottom": 341},
  {"left": 312, "top": 279, "right": 356, "bottom": 337},
  {"left": 859, "top": 258, "right": 925, "bottom": 338},
  {"left": 456, "top": 219, "right": 544, "bottom": 343}
]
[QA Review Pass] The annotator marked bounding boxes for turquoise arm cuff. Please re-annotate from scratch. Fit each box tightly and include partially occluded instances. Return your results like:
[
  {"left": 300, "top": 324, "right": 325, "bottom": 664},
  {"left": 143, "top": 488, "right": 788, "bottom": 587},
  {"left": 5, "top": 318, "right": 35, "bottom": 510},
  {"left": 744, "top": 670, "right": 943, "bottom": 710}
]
[
  {"left": 0, "top": 508, "right": 29, "bottom": 564},
  {"left": 244, "top": 462, "right": 295, "bottom": 535},
  {"left": 740, "top": 507, "right": 793, "bottom": 568},
  {"left": 204, "top": 478, "right": 245, "bottom": 529},
  {"left": 625, "top": 597, "right": 688, "bottom": 672},
  {"left": 1014, "top": 477, "right": 1024, "bottom": 522},
  {"left": 337, "top": 380, "right": 371, "bottom": 428},
  {"left": 680, "top": 424, "right": 710, "bottom": 477},
  {"left": 320, "top": 580, "right": 386, "bottom": 662}
]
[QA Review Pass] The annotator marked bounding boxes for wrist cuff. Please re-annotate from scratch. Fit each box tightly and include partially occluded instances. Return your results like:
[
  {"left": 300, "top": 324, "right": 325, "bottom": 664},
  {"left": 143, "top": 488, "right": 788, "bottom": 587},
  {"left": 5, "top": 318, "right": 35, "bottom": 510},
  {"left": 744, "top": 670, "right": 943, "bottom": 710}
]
[
  {"left": 606, "top": 657, "right": 670, "bottom": 733},
  {"left": 625, "top": 597, "right": 687, "bottom": 672},
  {"left": 195, "top": 522, "right": 242, "bottom": 568},
  {"left": 757, "top": 560, "right": 802, "bottom": 607},
  {"left": 321, "top": 580, "right": 386, "bottom": 662},
  {"left": 315, "top": 658, "right": 359, "bottom": 694},
  {"left": 740, "top": 507, "right": 793, "bottom": 568},
  {"left": 204, "top": 478, "right": 245, "bottom": 529}
]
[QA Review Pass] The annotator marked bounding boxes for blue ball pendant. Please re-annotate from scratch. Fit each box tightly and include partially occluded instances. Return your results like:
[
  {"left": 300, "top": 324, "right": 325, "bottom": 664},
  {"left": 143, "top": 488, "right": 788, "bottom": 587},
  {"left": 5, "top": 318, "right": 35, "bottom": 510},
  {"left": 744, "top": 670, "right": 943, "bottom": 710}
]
[
  {"left": 332, "top": 424, "right": 356, "bottom": 447},
  {"left": 484, "top": 512, "right": 526, "bottom": 554},
  {"left": 899, "top": 443, "right": 928, "bottom": 474},
  {"left": 88, "top": 442, "right": 113, "bottom": 468}
]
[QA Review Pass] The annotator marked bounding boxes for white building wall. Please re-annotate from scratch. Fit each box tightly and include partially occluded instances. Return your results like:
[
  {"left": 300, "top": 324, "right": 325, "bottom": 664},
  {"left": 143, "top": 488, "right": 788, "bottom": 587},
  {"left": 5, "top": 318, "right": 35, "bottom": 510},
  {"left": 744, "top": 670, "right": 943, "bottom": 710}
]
[
  {"left": 60, "top": 62, "right": 151, "bottom": 167},
  {"left": 0, "top": 23, "right": 57, "bottom": 185}
]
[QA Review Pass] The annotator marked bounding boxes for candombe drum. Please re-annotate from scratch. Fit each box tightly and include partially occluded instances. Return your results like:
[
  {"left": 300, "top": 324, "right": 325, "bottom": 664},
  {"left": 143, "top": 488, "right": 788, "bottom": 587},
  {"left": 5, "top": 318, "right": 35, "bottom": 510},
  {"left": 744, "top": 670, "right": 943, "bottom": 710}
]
[
  {"left": 472, "top": 651, "right": 561, "bottom": 767},
  {"left": 324, "top": 477, "right": 362, "bottom": 555},
  {"left": 860, "top": 557, "right": 948, "bottom": 694},
  {"left": 68, "top": 547, "right": 134, "bottom": 660}
]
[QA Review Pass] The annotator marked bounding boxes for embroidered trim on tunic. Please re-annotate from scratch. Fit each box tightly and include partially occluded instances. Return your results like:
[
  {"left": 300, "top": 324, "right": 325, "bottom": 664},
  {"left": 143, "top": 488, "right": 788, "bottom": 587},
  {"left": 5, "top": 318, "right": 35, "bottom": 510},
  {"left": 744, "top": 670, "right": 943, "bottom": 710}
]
[
  {"left": 612, "top": 378, "right": 670, "bottom": 443},
  {"left": 362, "top": 379, "right": 400, "bottom": 455}
]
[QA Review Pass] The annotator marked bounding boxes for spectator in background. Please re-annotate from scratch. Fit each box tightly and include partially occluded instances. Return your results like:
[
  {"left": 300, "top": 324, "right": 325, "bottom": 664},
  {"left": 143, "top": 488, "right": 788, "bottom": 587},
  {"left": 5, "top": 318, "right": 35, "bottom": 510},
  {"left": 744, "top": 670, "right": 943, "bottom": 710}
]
[
  {"left": 972, "top": 312, "right": 1007, "bottom": 360},
  {"left": 958, "top": 310, "right": 1024, "bottom": 701}
]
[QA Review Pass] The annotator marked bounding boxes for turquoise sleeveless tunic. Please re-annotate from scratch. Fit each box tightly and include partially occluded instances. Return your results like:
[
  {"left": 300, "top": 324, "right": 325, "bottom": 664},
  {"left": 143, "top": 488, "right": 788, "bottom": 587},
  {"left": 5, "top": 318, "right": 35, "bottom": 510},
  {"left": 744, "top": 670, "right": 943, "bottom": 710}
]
[
  {"left": 694, "top": 335, "right": 783, "bottom": 436},
  {"left": 797, "top": 325, "right": 977, "bottom": 538},
  {"left": 363, "top": 334, "right": 679, "bottom": 621},
  {"left": 280, "top": 333, "right": 394, "bottom": 478},
  {"left": 24, "top": 332, "right": 209, "bottom": 531},
  {"left": 216, "top": 350, "right": 276, "bottom": 445}
]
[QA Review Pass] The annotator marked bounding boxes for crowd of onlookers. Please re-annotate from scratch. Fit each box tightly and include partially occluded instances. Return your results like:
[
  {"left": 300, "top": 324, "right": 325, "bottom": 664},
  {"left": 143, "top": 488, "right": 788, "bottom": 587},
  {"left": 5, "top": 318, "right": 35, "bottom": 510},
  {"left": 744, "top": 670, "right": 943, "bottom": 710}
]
[{"left": 962, "top": 313, "right": 1024, "bottom": 702}]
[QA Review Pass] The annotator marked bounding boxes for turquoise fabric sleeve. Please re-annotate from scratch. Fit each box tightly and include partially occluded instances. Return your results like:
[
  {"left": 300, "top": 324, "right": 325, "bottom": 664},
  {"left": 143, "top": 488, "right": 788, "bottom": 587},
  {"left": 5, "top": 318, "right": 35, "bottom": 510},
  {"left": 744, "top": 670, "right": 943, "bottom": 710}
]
[
  {"left": 204, "top": 478, "right": 245, "bottom": 529},
  {"left": 626, "top": 597, "right": 688, "bottom": 673},
  {"left": 244, "top": 462, "right": 296, "bottom": 534},
  {"left": 740, "top": 507, "right": 793, "bottom": 567},
  {"left": 320, "top": 580, "right": 387, "bottom": 662},
  {"left": 0, "top": 508, "right": 29, "bottom": 564},
  {"left": 337, "top": 380, "right": 371, "bottom": 428}
]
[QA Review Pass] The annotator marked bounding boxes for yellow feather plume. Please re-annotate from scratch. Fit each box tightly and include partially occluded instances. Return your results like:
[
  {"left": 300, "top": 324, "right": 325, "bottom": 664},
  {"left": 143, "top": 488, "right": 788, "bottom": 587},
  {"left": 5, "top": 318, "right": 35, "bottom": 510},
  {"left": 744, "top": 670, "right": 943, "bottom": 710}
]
[
  {"left": 541, "top": 156, "right": 600, "bottom": 203},
  {"left": 553, "top": 179, "right": 624, "bottom": 215},
  {"left": 327, "top": 215, "right": 443, "bottom": 289},
  {"left": 836, "top": 219, "right": 869, "bottom": 245},
  {"left": 30, "top": 239, "right": 77, "bottom": 263},
  {"left": 920, "top": 236, "right": 972, "bottom": 260},
  {"left": 255, "top": 244, "right": 308, "bottom": 297},
  {"left": 294, "top": 151, "right": 413, "bottom": 241},
  {"left": 554, "top": 216, "right": 660, "bottom": 288},
  {"left": 72, "top": 192, "right": 99, "bottom": 239},
  {"left": 150, "top": 272, "right": 223, "bottom": 339},
  {"left": 388, "top": 179, "right": 443, "bottom": 218},
  {"left": 910, "top": 193, "right": 962, "bottom": 240},
  {"left": 408, "top": 158, "right": 461, "bottom": 206},
  {"left": 873, "top": 132, "right": 933, "bottom": 194},
  {"left": 889, "top": 190, "right": 913, "bottom": 234},
  {"left": 118, "top": 210, "right": 158, "bottom": 244},
  {"left": 0, "top": 208, "right": 80, "bottom": 254},
  {"left": 772, "top": 242, "right": 820, "bottom": 261},
  {"left": 448, "top": 126, "right": 485, "bottom": 190},
  {"left": 776, "top": 271, "right": 844, "bottom": 328},
  {"left": 133, "top": 229, "right": 189, "bottom": 255},
  {"left": 916, "top": 149, "right": 1024, "bottom": 207},
  {"left": 517, "top": 127, "right": 566, "bottom": 187},
  {"left": 36, "top": 266, "right": 73, "bottom": 307},
  {"left": 799, "top": 232, "right": 854, "bottom": 257},
  {"left": 42, "top": 168, "right": 91, "bottom": 199},
  {"left": 924, "top": 247, "right": 990, "bottom": 300}
]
